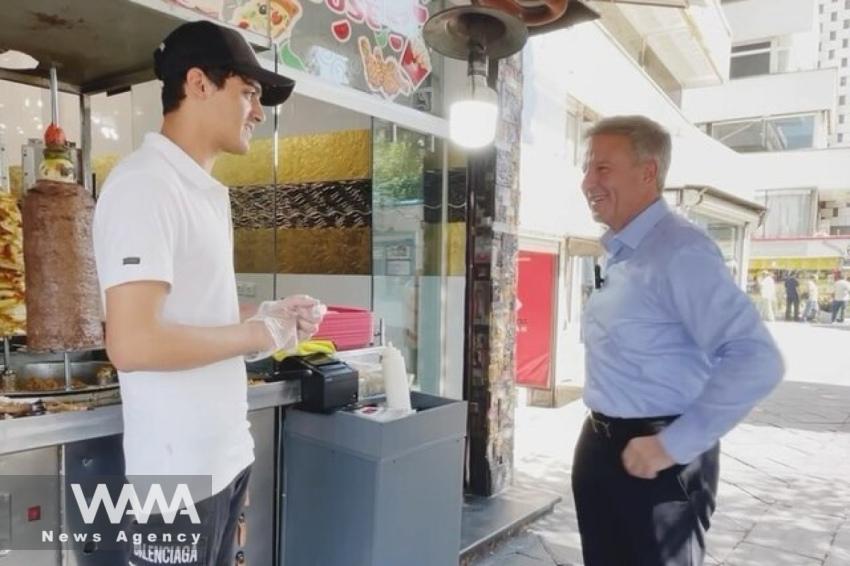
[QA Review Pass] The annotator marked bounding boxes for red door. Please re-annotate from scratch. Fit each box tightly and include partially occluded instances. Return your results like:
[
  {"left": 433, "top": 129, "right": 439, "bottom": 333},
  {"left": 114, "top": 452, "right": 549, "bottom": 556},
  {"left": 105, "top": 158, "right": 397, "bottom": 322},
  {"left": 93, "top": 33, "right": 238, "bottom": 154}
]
[{"left": 515, "top": 250, "right": 557, "bottom": 389}]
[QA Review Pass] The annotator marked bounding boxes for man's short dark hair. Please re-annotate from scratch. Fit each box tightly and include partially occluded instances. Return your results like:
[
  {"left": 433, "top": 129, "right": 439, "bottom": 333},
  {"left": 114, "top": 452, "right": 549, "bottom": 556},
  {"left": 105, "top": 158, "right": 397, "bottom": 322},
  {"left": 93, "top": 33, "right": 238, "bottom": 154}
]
[{"left": 161, "top": 66, "right": 238, "bottom": 115}]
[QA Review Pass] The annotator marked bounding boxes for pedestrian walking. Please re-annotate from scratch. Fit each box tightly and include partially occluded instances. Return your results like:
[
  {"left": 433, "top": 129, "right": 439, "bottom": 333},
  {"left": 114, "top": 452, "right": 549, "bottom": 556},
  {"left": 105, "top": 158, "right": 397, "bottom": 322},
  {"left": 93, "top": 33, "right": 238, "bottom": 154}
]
[
  {"left": 803, "top": 276, "right": 820, "bottom": 322},
  {"left": 784, "top": 272, "right": 799, "bottom": 321},
  {"left": 831, "top": 273, "right": 850, "bottom": 323},
  {"left": 759, "top": 270, "right": 777, "bottom": 322}
]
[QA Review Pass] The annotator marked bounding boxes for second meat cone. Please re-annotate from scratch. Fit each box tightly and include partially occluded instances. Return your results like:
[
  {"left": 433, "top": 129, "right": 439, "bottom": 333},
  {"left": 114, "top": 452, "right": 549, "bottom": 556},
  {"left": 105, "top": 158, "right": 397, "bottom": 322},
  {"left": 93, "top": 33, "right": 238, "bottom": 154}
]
[{"left": 23, "top": 181, "right": 103, "bottom": 351}]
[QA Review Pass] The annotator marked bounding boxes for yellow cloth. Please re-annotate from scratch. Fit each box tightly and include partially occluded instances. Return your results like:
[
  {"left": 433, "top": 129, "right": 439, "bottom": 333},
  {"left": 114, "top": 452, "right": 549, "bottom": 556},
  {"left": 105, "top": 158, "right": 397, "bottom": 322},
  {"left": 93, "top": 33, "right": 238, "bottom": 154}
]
[{"left": 272, "top": 340, "right": 336, "bottom": 362}]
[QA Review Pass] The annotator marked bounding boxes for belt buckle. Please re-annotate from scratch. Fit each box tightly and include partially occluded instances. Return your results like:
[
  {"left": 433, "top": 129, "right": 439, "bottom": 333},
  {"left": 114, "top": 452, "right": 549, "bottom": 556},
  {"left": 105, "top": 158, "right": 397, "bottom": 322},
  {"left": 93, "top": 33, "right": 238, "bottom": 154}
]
[{"left": 590, "top": 415, "right": 612, "bottom": 439}]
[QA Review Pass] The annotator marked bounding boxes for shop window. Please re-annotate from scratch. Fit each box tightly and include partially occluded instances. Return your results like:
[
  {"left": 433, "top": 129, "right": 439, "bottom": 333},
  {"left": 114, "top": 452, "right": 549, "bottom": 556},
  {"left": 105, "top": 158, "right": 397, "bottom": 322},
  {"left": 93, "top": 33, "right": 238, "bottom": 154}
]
[
  {"left": 565, "top": 96, "right": 600, "bottom": 167},
  {"left": 372, "top": 119, "right": 449, "bottom": 395},
  {"left": 755, "top": 189, "right": 817, "bottom": 238},
  {"left": 690, "top": 213, "right": 742, "bottom": 278},
  {"left": 730, "top": 41, "right": 772, "bottom": 78},
  {"left": 710, "top": 114, "right": 816, "bottom": 152}
]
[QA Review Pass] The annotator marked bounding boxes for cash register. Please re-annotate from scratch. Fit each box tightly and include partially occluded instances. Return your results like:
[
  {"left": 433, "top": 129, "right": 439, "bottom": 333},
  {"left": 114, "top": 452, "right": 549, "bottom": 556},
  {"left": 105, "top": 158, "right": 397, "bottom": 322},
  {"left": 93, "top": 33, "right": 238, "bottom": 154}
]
[{"left": 273, "top": 353, "right": 358, "bottom": 413}]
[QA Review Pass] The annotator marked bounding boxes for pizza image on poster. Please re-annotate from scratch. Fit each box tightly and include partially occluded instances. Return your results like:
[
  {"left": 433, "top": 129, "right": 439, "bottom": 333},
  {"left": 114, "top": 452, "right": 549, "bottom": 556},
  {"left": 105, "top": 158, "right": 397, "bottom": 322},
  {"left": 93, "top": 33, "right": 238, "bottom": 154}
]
[{"left": 231, "top": 0, "right": 303, "bottom": 39}]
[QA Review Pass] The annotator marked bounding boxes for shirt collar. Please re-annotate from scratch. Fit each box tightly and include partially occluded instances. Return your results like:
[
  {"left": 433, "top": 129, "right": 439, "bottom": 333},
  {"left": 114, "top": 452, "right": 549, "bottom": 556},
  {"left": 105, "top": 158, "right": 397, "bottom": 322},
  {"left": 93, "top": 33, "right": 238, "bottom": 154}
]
[
  {"left": 144, "top": 132, "right": 226, "bottom": 191},
  {"left": 602, "top": 198, "right": 670, "bottom": 253}
]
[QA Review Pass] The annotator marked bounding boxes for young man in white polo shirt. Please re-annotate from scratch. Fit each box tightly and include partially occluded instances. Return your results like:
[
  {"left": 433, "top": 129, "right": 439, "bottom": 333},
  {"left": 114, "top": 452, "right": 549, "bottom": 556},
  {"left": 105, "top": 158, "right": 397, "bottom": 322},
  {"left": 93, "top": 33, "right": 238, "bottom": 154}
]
[{"left": 93, "top": 21, "right": 323, "bottom": 566}]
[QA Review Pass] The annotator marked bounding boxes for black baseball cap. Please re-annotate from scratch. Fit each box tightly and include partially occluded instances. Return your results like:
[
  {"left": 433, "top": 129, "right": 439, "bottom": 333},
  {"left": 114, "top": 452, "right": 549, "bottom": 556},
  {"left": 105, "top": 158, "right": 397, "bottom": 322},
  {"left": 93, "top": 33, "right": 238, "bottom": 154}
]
[{"left": 153, "top": 20, "right": 295, "bottom": 106}]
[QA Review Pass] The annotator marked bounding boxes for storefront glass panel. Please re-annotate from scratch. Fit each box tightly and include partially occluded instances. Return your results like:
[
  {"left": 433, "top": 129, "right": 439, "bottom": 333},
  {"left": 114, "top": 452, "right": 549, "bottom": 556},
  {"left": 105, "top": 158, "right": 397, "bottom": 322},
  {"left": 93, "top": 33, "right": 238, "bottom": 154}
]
[
  {"left": 270, "top": 93, "right": 373, "bottom": 309},
  {"left": 371, "top": 119, "right": 445, "bottom": 394}
]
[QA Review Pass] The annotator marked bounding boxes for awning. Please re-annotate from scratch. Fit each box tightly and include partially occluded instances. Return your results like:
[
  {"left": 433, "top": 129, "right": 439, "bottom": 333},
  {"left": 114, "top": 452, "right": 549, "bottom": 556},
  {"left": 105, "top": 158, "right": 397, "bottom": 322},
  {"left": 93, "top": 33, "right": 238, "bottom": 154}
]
[
  {"left": 566, "top": 237, "right": 604, "bottom": 257},
  {"left": 0, "top": 0, "right": 271, "bottom": 95},
  {"left": 589, "top": 0, "right": 731, "bottom": 87},
  {"left": 749, "top": 257, "right": 841, "bottom": 271},
  {"left": 666, "top": 185, "right": 765, "bottom": 226}
]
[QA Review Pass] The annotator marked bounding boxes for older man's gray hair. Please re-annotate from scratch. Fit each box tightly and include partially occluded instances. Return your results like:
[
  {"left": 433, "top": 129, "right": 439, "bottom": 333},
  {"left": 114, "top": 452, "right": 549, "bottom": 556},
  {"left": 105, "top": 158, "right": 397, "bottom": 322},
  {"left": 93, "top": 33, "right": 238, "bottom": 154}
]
[{"left": 585, "top": 115, "right": 672, "bottom": 192}]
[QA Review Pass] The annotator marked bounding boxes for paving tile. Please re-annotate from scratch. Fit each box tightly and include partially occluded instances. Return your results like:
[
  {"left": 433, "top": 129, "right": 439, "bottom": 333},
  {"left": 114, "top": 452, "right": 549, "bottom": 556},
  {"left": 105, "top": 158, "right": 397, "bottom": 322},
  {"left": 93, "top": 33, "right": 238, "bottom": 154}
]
[
  {"left": 741, "top": 506, "right": 842, "bottom": 561},
  {"left": 723, "top": 542, "right": 822, "bottom": 566},
  {"left": 476, "top": 553, "right": 557, "bottom": 566},
  {"left": 706, "top": 523, "right": 748, "bottom": 563},
  {"left": 825, "top": 517, "right": 850, "bottom": 565}
]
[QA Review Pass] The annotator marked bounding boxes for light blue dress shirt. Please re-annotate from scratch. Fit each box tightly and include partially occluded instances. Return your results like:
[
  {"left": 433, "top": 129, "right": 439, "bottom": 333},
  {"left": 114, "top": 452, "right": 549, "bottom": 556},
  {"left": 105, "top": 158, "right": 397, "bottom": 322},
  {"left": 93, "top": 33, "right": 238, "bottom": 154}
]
[{"left": 582, "top": 198, "right": 784, "bottom": 463}]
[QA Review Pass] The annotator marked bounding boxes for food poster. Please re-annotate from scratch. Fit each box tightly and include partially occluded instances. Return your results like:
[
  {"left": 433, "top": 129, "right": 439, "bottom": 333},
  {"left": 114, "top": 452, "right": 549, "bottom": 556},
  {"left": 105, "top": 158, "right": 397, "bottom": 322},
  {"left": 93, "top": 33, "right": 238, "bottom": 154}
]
[
  {"left": 160, "top": 0, "right": 301, "bottom": 38},
  {"left": 279, "top": 0, "right": 438, "bottom": 110},
  {"left": 157, "top": 1, "right": 439, "bottom": 110}
]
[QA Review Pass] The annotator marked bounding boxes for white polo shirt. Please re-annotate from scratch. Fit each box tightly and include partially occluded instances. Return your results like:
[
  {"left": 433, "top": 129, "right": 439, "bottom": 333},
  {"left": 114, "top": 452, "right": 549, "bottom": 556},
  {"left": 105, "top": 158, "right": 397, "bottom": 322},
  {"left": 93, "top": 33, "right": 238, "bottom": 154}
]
[{"left": 93, "top": 132, "right": 253, "bottom": 495}]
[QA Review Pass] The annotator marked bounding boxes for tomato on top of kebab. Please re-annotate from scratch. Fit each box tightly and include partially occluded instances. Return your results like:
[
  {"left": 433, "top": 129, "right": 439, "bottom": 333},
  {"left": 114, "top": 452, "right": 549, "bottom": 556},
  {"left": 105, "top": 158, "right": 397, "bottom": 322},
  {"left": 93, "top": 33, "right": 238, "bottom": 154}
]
[{"left": 39, "top": 123, "right": 75, "bottom": 183}]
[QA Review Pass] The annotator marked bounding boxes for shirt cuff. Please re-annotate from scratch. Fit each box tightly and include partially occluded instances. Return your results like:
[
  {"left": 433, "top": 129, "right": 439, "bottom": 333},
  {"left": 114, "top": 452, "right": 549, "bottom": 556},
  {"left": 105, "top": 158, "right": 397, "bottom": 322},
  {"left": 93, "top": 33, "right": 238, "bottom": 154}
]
[{"left": 658, "top": 421, "right": 703, "bottom": 465}]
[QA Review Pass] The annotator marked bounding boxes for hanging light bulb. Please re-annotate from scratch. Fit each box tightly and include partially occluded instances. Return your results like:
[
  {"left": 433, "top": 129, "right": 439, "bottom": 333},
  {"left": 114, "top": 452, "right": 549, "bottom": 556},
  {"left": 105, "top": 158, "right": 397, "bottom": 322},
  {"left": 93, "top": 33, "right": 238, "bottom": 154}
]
[
  {"left": 450, "top": 49, "right": 498, "bottom": 148},
  {"left": 423, "top": 6, "right": 528, "bottom": 149},
  {"left": 450, "top": 77, "right": 498, "bottom": 148}
]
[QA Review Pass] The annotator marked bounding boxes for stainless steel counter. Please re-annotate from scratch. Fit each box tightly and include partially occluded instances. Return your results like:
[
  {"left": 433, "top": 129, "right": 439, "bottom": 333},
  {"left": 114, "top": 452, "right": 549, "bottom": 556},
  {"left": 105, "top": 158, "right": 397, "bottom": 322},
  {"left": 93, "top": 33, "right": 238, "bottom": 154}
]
[{"left": 0, "top": 380, "right": 300, "bottom": 456}]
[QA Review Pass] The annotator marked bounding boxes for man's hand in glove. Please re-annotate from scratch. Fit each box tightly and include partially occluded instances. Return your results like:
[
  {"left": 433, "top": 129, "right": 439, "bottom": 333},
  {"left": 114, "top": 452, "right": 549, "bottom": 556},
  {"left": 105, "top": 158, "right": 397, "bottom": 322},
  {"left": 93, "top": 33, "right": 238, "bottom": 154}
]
[{"left": 245, "top": 295, "right": 327, "bottom": 362}]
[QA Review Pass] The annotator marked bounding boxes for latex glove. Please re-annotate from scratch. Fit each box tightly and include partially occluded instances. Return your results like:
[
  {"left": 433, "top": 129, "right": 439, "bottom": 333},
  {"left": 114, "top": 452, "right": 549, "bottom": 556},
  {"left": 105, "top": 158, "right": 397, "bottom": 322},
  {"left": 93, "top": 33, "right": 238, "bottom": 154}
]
[
  {"left": 258, "top": 295, "right": 326, "bottom": 341},
  {"left": 245, "top": 296, "right": 327, "bottom": 361},
  {"left": 295, "top": 302, "right": 326, "bottom": 342}
]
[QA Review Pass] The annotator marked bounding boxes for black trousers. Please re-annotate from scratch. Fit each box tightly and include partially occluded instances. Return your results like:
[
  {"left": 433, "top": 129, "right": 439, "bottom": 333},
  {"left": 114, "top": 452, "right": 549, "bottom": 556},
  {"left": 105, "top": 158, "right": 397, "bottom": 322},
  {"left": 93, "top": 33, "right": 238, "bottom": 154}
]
[
  {"left": 124, "top": 466, "right": 252, "bottom": 566},
  {"left": 572, "top": 416, "right": 719, "bottom": 566},
  {"left": 785, "top": 297, "right": 799, "bottom": 321}
]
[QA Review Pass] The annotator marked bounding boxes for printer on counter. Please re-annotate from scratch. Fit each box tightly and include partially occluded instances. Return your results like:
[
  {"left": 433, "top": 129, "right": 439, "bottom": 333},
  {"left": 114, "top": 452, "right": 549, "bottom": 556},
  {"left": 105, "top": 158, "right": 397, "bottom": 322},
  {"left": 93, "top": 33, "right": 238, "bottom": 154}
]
[{"left": 273, "top": 353, "right": 358, "bottom": 413}]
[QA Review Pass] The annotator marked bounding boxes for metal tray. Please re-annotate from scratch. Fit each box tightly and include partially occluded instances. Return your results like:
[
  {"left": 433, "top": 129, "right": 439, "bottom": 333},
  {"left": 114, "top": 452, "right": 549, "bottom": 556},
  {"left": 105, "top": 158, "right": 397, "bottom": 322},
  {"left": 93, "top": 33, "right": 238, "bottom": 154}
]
[{"left": 3, "top": 361, "right": 118, "bottom": 397}]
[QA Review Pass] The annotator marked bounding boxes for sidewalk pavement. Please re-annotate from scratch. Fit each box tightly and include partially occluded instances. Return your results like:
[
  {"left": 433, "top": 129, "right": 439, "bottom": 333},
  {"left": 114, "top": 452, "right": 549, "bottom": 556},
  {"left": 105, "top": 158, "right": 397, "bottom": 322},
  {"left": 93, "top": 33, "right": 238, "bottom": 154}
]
[{"left": 471, "top": 321, "right": 850, "bottom": 566}]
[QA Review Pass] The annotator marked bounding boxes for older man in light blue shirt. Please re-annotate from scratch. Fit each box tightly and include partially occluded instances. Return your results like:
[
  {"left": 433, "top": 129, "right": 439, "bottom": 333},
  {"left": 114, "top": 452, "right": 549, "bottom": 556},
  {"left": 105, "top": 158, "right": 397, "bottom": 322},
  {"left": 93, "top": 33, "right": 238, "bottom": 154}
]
[{"left": 572, "top": 116, "right": 784, "bottom": 566}]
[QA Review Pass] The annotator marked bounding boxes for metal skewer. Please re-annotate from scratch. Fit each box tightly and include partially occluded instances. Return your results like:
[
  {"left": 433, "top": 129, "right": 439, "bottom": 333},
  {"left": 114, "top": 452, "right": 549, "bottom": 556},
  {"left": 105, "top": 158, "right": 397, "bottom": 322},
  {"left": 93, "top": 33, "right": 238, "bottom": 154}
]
[
  {"left": 49, "top": 66, "right": 59, "bottom": 125},
  {"left": 63, "top": 352, "right": 72, "bottom": 390}
]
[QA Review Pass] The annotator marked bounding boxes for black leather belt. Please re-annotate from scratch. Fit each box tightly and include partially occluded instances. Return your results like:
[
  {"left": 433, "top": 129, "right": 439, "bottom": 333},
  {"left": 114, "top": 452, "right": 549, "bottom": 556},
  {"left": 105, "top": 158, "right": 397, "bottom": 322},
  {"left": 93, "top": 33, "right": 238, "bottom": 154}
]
[{"left": 588, "top": 411, "right": 679, "bottom": 440}]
